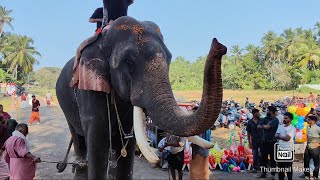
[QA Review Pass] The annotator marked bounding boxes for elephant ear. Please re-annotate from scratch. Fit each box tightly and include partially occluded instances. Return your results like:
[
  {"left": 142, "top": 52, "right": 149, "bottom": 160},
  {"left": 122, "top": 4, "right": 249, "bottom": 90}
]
[
  {"left": 70, "top": 34, "right": 111, "bottom": 94},
  {"left": 142, "top": 21, "right": 163, "bottom": 41}
]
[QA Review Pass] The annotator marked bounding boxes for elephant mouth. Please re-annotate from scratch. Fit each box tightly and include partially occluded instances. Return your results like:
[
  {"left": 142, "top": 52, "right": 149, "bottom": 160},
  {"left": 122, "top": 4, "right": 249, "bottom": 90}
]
[{"left": 133, "top": 106, "right": 214, "bottom": 164}]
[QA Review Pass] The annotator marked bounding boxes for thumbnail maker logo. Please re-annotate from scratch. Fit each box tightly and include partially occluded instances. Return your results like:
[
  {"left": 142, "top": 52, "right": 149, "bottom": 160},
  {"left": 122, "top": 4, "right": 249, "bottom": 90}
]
[{"left": 274, "top": 142, "right": 294, "bottom": 162}]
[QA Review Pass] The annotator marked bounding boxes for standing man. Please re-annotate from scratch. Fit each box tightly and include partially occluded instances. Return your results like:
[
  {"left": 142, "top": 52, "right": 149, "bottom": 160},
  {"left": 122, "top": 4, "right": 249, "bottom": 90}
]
[
  {"left": 247, "top": 108, "right": 262, "bottom": 173},
  {"left": 190, "top": 106, "right": 210, "bottom": 179},
  {"left": 300, "top": 114, "right": 320, "bottom": 179},
  {"left": 165, "top": 135, "right": 185, "bottom": 180},
  {"left": 21, "top": 92, "right": 27, "bottom": 109},
  {"left": 46, "top": 91, "right": 52, "bottom": 107},
  {"left": 29, "top": 95, "right": 40, "bottom": 125},
  {"left": 257, "top": 106, "right": 279, "bottom": 179},
  {"left": 4, "top": 124, "right": 41, "bottom": 180},
  {"left": 275, "top": 112, "right": 296, "bottom": 180}
]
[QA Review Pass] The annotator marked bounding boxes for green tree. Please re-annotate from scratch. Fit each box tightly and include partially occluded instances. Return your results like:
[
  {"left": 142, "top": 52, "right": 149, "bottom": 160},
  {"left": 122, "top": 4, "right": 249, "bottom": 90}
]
[
  {"left": 297, "top": 37, "right": 320, "bottom": 69},
  {"left": 1, "top": 34, "right": 41, "bottom": 79},
  {"left": 230, "top": 45, "right": 243, "bottom": 65},
  {"left": 0, "top": 6, "right": 14, "bottom": 37}
]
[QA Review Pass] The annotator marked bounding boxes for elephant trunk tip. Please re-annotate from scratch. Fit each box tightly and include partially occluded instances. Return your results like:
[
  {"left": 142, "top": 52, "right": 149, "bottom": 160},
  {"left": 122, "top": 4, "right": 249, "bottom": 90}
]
[{"left": 211, "top": 38, "right": 227, "bottom": 56}]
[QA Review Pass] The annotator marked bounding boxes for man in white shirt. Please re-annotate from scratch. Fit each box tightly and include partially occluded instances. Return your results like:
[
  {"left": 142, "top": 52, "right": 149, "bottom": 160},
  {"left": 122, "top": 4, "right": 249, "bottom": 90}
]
[
  {"left": 45, "top": 91, "right": 52, "bottom": 107},
  {"left": 275, "top": 112, "right": 296, "bottom": 180},
  {"left": 165, "top": 135, "right": 186, "bottom": 180},
  {"left": 157, "top": 133, "right": 171, "bottom": 169}
]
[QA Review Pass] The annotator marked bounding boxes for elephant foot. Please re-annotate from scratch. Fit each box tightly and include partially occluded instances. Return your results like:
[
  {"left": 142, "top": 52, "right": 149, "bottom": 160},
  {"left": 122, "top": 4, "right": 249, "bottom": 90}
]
[
  {"left": 74, "top": 167, "right": 88, "bottom": 180},
  {"left": 72, "top": 159, "right": 88, "bottom": 180}
]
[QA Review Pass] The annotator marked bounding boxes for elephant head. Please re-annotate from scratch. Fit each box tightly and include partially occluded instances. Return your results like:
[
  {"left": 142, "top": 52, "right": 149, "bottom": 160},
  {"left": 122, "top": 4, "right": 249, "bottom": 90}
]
[{"left": 100, "top": 16, "right": 226, "bottom": 133}]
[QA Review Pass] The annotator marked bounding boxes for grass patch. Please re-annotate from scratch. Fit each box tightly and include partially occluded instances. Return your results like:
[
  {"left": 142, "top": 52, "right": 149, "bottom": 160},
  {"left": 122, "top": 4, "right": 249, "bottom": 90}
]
[{"left": 0, "top": 96, "right": 14, "bottom": 112}]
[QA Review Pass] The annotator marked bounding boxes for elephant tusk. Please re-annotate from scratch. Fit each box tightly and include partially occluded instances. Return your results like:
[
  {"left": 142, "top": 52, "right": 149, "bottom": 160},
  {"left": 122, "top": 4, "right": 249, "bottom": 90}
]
[
  {"left": 133, "top": 106, "right": 160, "bottom": 164},
  {"left": 188, "top": 136, "right": 214, "bottom": 149}
]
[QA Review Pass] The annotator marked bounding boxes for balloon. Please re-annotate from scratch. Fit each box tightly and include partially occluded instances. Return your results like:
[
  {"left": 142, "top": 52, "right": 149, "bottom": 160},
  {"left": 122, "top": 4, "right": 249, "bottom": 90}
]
[
  {"left": 296, "top": 131, "right": 303, "bottom": 140},
  {"left": 302, "top": 107, "right": 311, "bottom": 116},
  {"left": 302, "top": 127, "right": 307, "bottom": 134},
  {"left": 311, "top": 103, "right": 315, "bottom": 109},
  {"left": 298, "top": 116, "right": 305, "bottom": 123},
  {"left": 292, "top": 119, "right": 298, "bottom": 126},
  {"left": 302, "top": 133, "right": 307, "bottom": 142},
  {"left": 296, "top": 108, "right": 304, "bottom": 116},
  {"left": 288, "top": 106, "right": 297, "bottom": 114},
  {"left": 296, "top": 123, "right": 304, "bottom": 130},
  {"left": 304, "top": 122, "right": 308, "bottom": 126},
  {"left": 293, "top": 114, "right": 299, "bottom": 121}
]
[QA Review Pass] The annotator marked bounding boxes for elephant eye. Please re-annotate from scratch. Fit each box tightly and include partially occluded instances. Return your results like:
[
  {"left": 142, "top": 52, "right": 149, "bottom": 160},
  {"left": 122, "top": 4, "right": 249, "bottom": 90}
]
[
  {"left": 126, "top": 59, "right": 133, "bottom": 65},
  {"left": 125, "top": 59, "right": 135, "bottom": 73}
]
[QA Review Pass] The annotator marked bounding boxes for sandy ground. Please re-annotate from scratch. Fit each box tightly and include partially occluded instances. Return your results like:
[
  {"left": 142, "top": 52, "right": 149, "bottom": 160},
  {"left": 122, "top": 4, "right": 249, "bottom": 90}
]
[{"left": 9, "top": 98, "right": 307, "bottom": 179}]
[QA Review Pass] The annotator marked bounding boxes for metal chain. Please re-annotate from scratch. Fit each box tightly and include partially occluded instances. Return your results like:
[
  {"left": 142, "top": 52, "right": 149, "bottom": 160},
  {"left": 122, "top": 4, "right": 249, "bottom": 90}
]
[
  {"left": 112, "top": 91, "right": 134, "bottom": 137},
  {"left": 106, "top": 94, "right": 113, "bottom": 150},
  {"left": 111, "top": 91, "right": 133, "bottom": 161}
]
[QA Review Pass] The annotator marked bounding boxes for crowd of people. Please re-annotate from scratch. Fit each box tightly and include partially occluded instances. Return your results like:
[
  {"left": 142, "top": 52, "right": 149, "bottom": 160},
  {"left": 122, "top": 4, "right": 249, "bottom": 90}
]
[
  {"left": 0, "top": 92, "right": 50, "bottom": 179},
  {"left": 247, "top": 106, "right": 320, "bottom": 180}
]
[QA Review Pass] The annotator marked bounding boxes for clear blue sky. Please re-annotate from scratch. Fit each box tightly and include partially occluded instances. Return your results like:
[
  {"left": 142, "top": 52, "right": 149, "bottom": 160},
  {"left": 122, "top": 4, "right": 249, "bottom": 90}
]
[{"left": 1, "top": 0, "right": 320, "bottom": 69}]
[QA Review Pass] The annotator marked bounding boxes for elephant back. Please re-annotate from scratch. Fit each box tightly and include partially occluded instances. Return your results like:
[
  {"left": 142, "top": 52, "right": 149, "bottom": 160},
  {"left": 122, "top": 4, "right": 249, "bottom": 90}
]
[{"left": 70, "top": 34, "right": 111, "bottom": 94}]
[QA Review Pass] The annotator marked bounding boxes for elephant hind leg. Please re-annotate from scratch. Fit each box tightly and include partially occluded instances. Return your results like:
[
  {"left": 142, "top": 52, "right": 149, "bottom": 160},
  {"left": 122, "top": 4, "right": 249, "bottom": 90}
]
[{"left": 65, "top": 115, "right": 87, "bottom": 161}]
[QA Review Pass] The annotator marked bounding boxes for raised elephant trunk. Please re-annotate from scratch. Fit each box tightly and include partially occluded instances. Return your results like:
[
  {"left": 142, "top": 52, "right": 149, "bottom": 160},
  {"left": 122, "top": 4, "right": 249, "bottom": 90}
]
[{"left": 144, "top": 38, "right": 227, "bottom": 136}]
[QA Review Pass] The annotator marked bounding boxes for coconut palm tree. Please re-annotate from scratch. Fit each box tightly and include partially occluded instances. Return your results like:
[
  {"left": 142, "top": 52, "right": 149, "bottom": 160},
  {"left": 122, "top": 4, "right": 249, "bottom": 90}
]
[
  {"left": 0, "top": 6, "right": 14, "bottom": 37},
  {"left": 280, "top": 28, "right": 300, "bottom": 65},
  {"left": 1, "top": 34, "right": 40, "bottom": 79},
  {"left": 314, "top": 21, "right": 320, "bottom": 41},
  {"left": 230, "top": 45, "right": 243, "bottom": 65},
  {"left": 297, "top": 37, "right": 320, "bottom": 70}
]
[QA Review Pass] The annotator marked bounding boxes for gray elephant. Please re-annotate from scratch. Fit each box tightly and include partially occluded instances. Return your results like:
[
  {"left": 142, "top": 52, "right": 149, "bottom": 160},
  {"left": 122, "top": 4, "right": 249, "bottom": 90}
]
[{"left": 56, "top": 16, "right": 227, "bottom": 179}]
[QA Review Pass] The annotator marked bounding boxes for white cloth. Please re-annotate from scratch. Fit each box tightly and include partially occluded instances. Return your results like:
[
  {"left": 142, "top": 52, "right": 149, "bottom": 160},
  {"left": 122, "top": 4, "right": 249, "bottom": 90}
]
[
  {"left": 46, "top": 93, "right": 52, "bottom": 100},
  {"left": 12, "top": 130, "right": 30, "bottom": 152},
  {"left": 276, "top": 124, "right": 296, "bottom": 144},
  {"left": 21, "top": 101, "right": 27, "bottom": 109},
  {"left": 277, "top": 114, "right": 284, "bottom": 125},
  {"left": 158, "top": 138, "right": 170, "bottom": 151}
]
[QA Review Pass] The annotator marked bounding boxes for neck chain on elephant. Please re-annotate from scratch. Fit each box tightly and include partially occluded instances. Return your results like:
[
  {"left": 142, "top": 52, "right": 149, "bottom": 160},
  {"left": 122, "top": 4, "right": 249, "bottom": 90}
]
[{"left": 106, "top": 90, "right": 134, "bottom": 175}]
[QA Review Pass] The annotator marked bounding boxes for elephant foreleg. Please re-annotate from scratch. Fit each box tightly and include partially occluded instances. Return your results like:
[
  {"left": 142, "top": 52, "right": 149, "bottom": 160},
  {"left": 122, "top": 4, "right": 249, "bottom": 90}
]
[{"left": 78, "top": 90, "right": 110, "bottom": 179}]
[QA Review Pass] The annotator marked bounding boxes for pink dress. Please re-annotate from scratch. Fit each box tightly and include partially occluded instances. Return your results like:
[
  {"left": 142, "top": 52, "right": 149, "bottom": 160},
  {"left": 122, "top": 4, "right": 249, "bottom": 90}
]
[{"left": 4, "top": 136, "right": 36, "bottom": 180}]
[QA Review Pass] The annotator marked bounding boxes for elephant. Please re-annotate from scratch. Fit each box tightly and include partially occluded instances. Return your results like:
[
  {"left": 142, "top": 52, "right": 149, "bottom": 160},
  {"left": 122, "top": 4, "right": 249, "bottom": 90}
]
[{"left": 56, "top": 16, "right": 227, "bottom": 179}]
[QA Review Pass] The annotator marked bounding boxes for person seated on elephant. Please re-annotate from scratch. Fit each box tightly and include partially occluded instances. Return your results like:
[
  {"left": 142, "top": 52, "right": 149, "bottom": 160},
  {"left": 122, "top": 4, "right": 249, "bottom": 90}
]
[
  {"left": 101, "top": 0, "right": 134, "bottom": 31},
  {"left": 165, "top": 135, "right": 186, "bottom": 180},
  {"left": 89, "top": 7, "right": 104, "bottom": 34}
]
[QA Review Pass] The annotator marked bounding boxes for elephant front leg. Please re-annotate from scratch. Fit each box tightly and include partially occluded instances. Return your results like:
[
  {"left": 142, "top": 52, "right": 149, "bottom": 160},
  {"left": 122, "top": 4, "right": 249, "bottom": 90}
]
[{"left": 78, "top": 91, "right": 110, "bottom": 179}]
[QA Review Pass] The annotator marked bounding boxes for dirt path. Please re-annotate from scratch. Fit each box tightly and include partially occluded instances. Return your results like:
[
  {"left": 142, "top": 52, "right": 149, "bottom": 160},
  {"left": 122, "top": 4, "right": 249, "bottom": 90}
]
[{"left": 10, "top": 98, "right": 305, "bottom": 179}]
